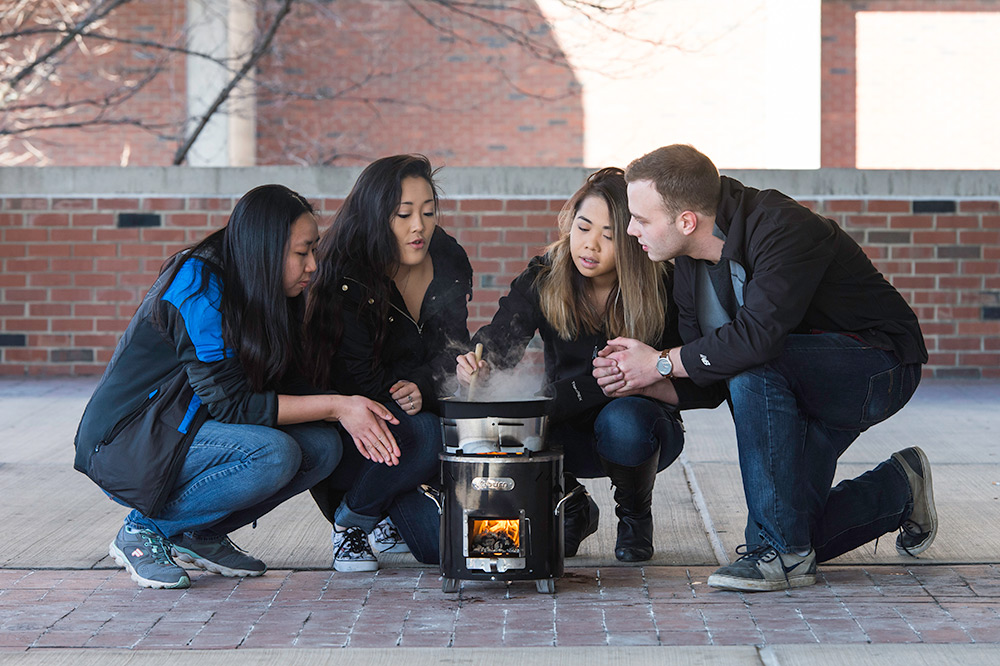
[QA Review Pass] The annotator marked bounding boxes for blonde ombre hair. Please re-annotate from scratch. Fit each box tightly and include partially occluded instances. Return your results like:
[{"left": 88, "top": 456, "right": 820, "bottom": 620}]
[{"left": 536, "top": 167, "right": 668, "bottom": 344}]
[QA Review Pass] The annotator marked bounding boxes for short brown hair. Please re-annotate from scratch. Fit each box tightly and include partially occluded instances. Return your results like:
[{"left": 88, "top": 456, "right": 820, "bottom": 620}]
[{"left": 625, "top": 144, "right": 721, "bottom": 218}]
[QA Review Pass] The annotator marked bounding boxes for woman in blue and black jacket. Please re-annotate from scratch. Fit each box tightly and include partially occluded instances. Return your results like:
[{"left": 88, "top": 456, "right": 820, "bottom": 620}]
[{"left": 74, "top": 185, "right": 398, "bottom": 590}]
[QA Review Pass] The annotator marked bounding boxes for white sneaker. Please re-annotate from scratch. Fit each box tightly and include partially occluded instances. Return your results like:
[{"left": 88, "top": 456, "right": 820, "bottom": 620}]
[
  {"left": 331, "top": 526, "right": 378, "bottom": 572},
  {"left": 369, "top": 516, "right": 410, "bottom": 554}
]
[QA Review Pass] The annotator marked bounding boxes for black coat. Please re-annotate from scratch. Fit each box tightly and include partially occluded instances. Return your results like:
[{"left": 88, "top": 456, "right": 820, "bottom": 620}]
[
  {"left": 675, "top": 176, "right": 928, "bottom": 386},
  {"left": 328, "top": 227, "right": 473, "bottom": 413}
]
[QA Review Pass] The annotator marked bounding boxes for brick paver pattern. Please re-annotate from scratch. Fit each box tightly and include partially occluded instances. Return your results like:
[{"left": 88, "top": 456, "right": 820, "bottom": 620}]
[{"left": 2, "top": 565, "right": 999, "bottom": 650}]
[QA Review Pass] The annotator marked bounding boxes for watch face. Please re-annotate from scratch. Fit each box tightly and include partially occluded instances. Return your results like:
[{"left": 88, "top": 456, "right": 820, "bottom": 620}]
[{"left": 656, "top": 355, "right": 673, "bottom": 377}]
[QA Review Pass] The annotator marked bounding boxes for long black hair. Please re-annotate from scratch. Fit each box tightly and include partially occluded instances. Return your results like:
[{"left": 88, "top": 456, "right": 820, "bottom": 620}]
[
  {"left": 161, "top": 184, "right": 315, "bottom": 392},
  {"left": 305, "top": 154, "right": 440, "bottom": 390}
]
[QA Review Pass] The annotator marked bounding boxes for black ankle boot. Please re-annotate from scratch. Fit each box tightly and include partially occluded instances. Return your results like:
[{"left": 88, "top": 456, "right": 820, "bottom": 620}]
[
  {"left": 599, "top": 455, "right": 658, "bottom": 562},
  {"left": 562, "top": 474, "right": 599, "bottom": 557}
]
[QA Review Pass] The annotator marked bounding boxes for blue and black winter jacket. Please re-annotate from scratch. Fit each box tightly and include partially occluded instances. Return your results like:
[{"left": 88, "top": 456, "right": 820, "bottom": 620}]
[{"left": 74, "top": 254, "right": 278, "bottom": 517}]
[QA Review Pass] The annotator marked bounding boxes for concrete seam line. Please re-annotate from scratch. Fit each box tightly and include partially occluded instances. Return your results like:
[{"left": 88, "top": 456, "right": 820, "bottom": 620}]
[
  {"left": 679, "top": 450, "right": 729, "bottom": 566},
  {"left": 758, "top": 645, "right": 782, "bottom": 666}
]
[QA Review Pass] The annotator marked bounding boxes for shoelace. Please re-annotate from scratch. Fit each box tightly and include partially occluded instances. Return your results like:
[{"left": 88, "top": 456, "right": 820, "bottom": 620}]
[
  {"left": 217, "top": 536, "right": 249, "bottom": 554},
  {"left": 139, "top": 531, "right": 175, "bottom": 566},
  {"left": 377, "top": 522, "right": 401, "bottom": 543},
  {"left": 338, "top": 528, "right": 372, "bottom": 557},
  {"left": 733, "top": 543, "right": 775, "bottom": 562},
  {"left": 895, "top": 520, "right": 925, "bottom": 556},
  {"left": 732, "top": 543, "right": 793, "bottom": 587}
]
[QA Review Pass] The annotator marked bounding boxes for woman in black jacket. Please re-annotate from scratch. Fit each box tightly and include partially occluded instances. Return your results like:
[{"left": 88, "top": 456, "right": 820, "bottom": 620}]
[
  {"left": 457, "top": 168, "right": 687, "bottom": 562},
  {"left": 75, "top": 185, "right": 397, "bottom": 589},
  {"left": 306, "top": 154, "right": 472, "bottom": 569}
]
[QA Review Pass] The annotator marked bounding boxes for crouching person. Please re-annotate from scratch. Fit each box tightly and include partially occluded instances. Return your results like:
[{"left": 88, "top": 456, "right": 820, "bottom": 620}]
[{"left": 74, "top": 185, "right": 397, "bottom": 589}]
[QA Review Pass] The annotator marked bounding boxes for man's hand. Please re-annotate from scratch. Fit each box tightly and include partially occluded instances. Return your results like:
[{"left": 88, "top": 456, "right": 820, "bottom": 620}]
[{"left": 593, "top": 337, "right": 662, "bottom": 396}]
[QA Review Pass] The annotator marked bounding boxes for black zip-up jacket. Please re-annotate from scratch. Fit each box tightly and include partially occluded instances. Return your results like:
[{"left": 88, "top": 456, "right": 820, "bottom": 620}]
[
  {"left": 74, "top": 254, "right": 279, "bottom": 517},
  {"left": 328, "top": 227, "right": 473, "bottom": 413},
  {"left": 675, "top": 176, "right": 928, "bottom": 386},
  {"left": 473, "top": 255, "right": 723, "bottom": 423}
]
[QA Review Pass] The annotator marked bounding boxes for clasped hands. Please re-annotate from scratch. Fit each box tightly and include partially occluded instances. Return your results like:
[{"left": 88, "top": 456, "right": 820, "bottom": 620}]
[{"left": 593, "top": 337, "right": 663, "bottom": 398}]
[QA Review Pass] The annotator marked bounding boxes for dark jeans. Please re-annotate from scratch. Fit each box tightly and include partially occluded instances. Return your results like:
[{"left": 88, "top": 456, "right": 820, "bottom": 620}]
[
  {"left": 547, "top": 396, "right": 685, "bottom": 478},
  {"left": 726, "top": 332, "right": 921, "bottom": 561},
  {"left": 388, "top": 487, "right": 442, "bottom": 564},
  {"left": 310, "top": 405, "right": 441, "bottom": 533}
]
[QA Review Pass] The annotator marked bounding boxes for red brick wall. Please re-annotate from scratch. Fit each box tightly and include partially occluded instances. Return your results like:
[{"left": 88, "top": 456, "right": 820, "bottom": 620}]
[
  {"left": 2, "top": 0, "right": 188, "bottom": 167},
  {"left": 821, "top": 0, "right": 998, "bottom": 167},
  {"left": 4, "top": 0, "right": 581, "bottom": 168},
  {"left": 255, "top": 0, "right": 584, "bottom": 167},
  {"left": 2, "top": 191, "right": 998, "bottom": 379}
]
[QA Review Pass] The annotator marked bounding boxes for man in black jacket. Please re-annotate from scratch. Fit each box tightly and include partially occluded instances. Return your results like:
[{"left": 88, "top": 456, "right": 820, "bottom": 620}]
[{"left": 594, "top": 144, "right": 934, "bottom": 592}]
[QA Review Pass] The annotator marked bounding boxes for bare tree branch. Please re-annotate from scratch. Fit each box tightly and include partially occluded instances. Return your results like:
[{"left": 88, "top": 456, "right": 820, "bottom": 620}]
[{"left": 3, "top": 0, "right": 134, "bottom": 92}]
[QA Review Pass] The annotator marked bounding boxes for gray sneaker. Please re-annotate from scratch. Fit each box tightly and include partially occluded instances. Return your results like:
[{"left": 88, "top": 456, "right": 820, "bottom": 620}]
[
  {"left": 332, "top": 526, "right": 378, "bottom": 572},
  {"left": 892, "top": 446, "right": 937, "bottom": 556},
  {"left": 109, "top": 525, "right": 190, "bottom": 589},
  {"left": 369, "top": 516, "right": 410, "bottom": 554},
  {"left": 171, "top": 533, "right": 267, "bottom": 577},
  {"left": 707, "top": 544, "right": 816, "bottom": 592}
]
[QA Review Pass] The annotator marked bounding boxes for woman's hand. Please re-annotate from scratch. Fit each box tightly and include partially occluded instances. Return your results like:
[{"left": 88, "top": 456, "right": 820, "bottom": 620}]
[
  {"left": 390, "top": 380, "right": 422, "bottom": 416},
  {"left": 456, "top": 351, "right": 490, "bottom": 387},
  {"left": 593, "top": 338, "right": 661, "bottom": 397},
  {"left": 329, "top": 395, "right": 401, "bottom": 466}
]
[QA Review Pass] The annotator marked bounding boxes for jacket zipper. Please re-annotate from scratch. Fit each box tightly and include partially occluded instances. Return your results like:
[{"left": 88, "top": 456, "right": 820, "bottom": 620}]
[
  {"left": 94, "top": 391, "right": 158, "bottom": 453},
  {"left": 390, "top": 302, "right": 424, "bottom": 335}
]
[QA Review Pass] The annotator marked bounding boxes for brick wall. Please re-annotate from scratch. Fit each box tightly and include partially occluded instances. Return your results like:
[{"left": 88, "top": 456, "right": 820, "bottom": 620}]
[
  {"left": 5, "top": 0, "right": 581, "bottom": 168},
  {"left": 1, "top": 169, "right": 998, "bottom": 379}
]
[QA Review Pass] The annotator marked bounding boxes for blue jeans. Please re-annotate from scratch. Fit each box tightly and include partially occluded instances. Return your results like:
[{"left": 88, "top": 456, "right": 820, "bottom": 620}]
[
  {"left": 311, "top": 406, "right": 442, "bottom": 533},
  {"left": 727, "top": 333, "right": 921, "bottom": 561},
  {"left": 548, "top": 396, "right": 685, "bottom": 477},
  {"left": 126, "top": 420, "right": 342, "bottom": 540}
]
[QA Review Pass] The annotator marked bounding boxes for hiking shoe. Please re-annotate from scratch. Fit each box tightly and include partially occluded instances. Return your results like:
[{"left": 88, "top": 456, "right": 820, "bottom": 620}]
[
  {"left": 892, "top": 446, "right": 937, "bottom": 556},
  {"left": 171, "top": 533, "right": 267, "bottom": 577},
  {"left": 369, "top": 516, "right": 410, "bottom": 554},
  {"left": 707, "top": 544, "right": 816, "bottom": 592},
  {"left": 109, "top": 525, "right": 190, "bottom": 589},
  {"left": 332, "top": 527, "right": 378, "bottom": 572}
]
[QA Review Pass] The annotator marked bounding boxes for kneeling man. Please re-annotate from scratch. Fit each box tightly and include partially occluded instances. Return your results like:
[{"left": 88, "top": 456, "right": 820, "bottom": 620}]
[{"left": 595, "top": 144, "right": 935, "bottom": 592}]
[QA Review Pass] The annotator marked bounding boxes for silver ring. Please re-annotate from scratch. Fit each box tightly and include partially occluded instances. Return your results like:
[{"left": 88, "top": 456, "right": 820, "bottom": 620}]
[{"left": 408, "top": 396, "right": 414, "bottom": 407}]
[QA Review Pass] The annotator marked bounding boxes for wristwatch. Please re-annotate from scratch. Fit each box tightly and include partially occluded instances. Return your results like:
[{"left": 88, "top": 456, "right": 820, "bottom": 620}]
[{"left": 655, "top": 348, "right": 675, "bottom": 378}]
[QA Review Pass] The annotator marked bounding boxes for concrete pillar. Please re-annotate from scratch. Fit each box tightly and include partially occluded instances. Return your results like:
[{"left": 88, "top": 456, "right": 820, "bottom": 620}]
[{"left": 185, "top": 0, "right": 256, "bottom": 166}]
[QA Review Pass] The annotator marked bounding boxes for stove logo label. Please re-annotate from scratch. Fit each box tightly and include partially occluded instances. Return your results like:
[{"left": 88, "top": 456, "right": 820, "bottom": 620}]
[{"left": 472, "top": 477, "right": 515, "bottom": 491}]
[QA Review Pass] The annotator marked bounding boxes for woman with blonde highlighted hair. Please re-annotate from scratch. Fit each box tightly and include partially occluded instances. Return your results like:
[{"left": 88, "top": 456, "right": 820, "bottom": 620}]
[{"left": 457, "top": 167, "right": 710, "bottom": 562}]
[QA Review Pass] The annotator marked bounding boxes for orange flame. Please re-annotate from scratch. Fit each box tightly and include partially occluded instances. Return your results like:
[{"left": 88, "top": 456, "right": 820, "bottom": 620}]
[{"left": 471, "top": 519, "right": 520, "bottom": 552}]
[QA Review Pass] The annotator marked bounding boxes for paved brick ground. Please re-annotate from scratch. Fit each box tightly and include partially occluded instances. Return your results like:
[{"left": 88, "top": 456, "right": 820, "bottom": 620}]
[{"left": 2, "top": 564, "right": 998, "bottom": 651}]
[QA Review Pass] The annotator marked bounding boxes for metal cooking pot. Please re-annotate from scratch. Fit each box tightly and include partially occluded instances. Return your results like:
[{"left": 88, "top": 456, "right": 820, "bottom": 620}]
[{"left": 439, "top": 396, "right": 551, "bottom": 454}]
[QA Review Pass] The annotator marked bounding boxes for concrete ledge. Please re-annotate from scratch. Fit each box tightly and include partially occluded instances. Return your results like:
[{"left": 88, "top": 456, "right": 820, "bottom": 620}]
[
  {"left": 2, "top": 166, "right": 1000, "bottom": 199},
  {"left": 1, "top": 646, "right": 999, "bottom": 665}
]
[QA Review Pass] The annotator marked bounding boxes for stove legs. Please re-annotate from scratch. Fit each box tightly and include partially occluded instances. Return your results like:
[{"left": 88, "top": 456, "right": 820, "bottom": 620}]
[
  {"left": 442, "top": 577, "right": 460, "bottom": 593},
  {"left": 535, "top": 579, "right": 555, "bottom": 594}
]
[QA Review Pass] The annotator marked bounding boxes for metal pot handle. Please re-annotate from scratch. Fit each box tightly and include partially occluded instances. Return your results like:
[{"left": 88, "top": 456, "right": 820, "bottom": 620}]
[
  {"left": 419, "top": 484, "right": 443, "bottom": 515},
  {"left": 554, "top": 485, "right": 584, "bottom": 517}
]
